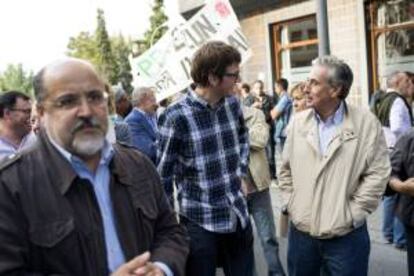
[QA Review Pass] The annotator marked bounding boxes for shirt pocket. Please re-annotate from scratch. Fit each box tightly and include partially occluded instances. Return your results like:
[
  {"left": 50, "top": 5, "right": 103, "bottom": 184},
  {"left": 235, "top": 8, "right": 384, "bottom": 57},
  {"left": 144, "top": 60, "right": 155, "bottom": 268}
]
[{"left": 127, "top": 181, "right": 158, "bottom": 247}]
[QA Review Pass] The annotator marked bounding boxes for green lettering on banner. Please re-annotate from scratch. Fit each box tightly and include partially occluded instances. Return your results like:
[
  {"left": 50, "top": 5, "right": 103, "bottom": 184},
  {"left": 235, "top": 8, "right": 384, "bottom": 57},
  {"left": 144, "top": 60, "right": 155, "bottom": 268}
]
[
  {"left": 137, "top": 48, "right": 166, "bottom": 77},
  {"left": 137, "top": 59, "right": 153, "bottom": 77}
]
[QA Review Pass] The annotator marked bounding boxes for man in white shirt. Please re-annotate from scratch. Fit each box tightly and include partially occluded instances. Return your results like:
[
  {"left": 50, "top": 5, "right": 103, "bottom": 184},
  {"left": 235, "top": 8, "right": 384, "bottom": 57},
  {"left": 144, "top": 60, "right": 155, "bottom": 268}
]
[{"left": 380, "top": 71, "right": 414, "bottom": 250}]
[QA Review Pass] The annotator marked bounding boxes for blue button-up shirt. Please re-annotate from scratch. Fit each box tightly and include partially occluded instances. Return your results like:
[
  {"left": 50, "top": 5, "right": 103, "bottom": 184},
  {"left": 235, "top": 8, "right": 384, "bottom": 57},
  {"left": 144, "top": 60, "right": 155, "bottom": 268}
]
[
  {"left": 0, "top": 132, "right": 37, "bottom": 162},
  {"left": 50, "top": 139, "right": 126, "bottom": 271},
  {"left": 315, "top": 101, "right": 345, "bottom": 155}
]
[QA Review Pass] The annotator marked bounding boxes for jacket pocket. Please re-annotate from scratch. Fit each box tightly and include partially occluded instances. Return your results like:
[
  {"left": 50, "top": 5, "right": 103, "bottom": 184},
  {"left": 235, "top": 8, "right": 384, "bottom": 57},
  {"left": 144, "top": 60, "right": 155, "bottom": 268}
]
[
  {"left": 30, "top": 218, "right": 75, "bottom": 247},
  {"left": 128, "top": 181, "right": 158, "bottom": 247}
]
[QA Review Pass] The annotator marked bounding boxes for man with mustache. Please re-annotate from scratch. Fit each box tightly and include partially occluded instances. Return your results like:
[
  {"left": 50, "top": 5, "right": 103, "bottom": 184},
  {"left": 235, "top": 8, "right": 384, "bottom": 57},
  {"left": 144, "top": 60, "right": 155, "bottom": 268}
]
[
  {"left": 0, "top": 90, "right": 36, "bottom": 162},
  {"left": 0, "top": 58, "right": 188, "bottom": 276}
]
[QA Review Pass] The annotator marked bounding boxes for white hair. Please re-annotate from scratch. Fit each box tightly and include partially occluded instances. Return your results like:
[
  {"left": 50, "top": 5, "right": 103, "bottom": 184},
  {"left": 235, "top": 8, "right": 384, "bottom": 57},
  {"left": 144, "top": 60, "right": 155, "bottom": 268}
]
[{"left": 131, "top": 86, "right": 154, "bottom": 106}]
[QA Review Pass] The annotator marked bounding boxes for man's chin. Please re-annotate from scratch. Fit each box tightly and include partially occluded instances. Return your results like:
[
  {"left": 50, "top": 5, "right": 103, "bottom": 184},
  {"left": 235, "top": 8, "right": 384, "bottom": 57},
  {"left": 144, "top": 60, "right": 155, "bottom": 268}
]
[{"left": 72, "top": 134, "right": 106, "bottom": 157}]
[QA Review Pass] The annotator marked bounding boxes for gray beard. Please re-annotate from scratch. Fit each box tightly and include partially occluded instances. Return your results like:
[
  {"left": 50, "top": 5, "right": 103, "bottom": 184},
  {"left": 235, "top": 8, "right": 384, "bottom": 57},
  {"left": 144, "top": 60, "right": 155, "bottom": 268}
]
[{"left": 71, "top": 133, "right": 105, "bottom": 157}]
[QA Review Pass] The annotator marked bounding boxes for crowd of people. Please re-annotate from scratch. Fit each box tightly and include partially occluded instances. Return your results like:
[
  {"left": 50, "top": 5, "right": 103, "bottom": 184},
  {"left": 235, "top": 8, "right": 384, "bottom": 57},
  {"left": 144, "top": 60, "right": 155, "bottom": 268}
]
[{"left": 0, "top": 40, "right": 413, "bottom": 276}]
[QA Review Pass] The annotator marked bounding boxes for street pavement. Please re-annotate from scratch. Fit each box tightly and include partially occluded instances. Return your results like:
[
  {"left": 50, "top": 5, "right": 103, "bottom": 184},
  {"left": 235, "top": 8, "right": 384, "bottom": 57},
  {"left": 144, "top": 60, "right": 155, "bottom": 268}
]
[{"left": 218, "top": 185, "right": 407, "bottom": 276}]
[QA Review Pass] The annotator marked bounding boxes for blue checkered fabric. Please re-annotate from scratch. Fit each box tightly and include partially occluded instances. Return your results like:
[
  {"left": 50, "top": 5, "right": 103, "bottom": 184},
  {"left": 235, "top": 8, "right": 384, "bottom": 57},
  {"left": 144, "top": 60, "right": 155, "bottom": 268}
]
[{"left": 156, "top": 90, "right": 250, "bottom": 233}]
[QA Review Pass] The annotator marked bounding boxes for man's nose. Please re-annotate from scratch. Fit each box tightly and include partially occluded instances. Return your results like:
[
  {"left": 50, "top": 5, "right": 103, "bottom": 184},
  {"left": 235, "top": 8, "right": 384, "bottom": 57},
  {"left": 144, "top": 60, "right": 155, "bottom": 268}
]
[{"left": 77, "top": 96, "right": 93, "bottom": 116}]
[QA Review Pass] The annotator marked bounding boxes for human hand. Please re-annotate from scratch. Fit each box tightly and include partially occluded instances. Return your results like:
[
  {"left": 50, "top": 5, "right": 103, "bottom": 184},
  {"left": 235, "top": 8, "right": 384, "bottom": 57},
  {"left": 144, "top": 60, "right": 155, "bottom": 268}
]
[
  {"left": 402, "top": 178, "right": 414, "bottom": 196},
  {"left": 111, "top": 252, "right": 165, "bottom": 276}
]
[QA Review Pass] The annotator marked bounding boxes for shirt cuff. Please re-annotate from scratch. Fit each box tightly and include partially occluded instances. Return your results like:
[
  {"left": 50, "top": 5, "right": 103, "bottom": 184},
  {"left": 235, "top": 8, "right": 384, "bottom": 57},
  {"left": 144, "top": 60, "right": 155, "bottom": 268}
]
[{"left": 154, "top": 261, "right": 173, "bottom": 276}]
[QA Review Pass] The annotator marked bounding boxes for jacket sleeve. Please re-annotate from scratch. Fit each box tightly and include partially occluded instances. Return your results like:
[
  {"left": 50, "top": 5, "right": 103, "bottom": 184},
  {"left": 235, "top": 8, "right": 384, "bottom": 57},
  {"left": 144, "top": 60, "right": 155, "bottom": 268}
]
[
  {"left": 278, "top": 119, "right": 294, "bottom": 206},
  {"left": 349, "top": 119, "right": 391, "bottom": 226},
  {"left": 237, "top": 102, "right": 250, "bottom": 177},
  {"left": 249, "top": 110, "right": 269, "bottom": 151},
  {"left": 144, "top": 161, "right": 189, "bottom": 276},
  {"left": 0, "top": 179, "right": 39, "bottom": 275},
  {"left": 128, "top": 120, "right": 155, "bottom": 158},
  {"left": 390, "top": 132, "right": 411, "bottom": 180}
]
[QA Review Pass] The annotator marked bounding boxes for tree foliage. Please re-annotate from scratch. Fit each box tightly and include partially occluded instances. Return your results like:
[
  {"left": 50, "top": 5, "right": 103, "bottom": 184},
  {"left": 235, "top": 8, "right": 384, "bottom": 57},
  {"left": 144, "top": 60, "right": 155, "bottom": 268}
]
[
  {"left": 112, "top": 34, "right": 133, "bottom": 94},
  {"left": 67, "top": 32, "right": 98, "bottom": 65},
  {"left": 0, "top": 64, "right": 34, "bottom": 95},
  {"left": 95, "top": 9, "right": 118, "bottom": 84},
  {"left": 66, "top": 9, "right": 132, "bottom": 91},
  {"left": 142, "top": 0, "right": 169, "bottom": 50}
]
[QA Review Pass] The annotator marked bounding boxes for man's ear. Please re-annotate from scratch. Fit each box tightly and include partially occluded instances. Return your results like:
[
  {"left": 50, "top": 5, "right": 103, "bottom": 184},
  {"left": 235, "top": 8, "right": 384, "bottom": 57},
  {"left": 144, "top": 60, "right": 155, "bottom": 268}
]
[
  {"left": 208, "top": 73, "right": 219, "bottom": 87},
  {"left": 331, "top": 85, "right": 342, "bottom": 99}
]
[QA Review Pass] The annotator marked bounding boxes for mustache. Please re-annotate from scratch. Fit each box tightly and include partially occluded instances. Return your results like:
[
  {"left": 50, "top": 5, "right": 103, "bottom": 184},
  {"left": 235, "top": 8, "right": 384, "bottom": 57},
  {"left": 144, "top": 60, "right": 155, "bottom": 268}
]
[{"left": 70, "top": 117, "right": 102, "bottom": 135}]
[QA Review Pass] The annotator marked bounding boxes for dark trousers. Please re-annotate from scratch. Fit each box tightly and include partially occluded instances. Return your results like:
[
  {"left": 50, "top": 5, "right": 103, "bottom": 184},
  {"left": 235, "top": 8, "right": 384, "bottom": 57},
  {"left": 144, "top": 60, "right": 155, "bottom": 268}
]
[
  {"left": 266, "top": 137, "right": 276, "bottom": 179},
  {"left": 288, "top": 223, "right": 370, "bottom": 276},
  {"left": 406, "top": 224, "right": 414, "bottom": 276},
  {"left": 182, "top": 217, "right": 254, "bottom": 276}
]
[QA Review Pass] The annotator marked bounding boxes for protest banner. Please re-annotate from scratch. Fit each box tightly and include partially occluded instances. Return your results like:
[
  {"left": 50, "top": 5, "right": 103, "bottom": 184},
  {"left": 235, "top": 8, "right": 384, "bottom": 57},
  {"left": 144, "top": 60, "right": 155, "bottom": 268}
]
[{"left": 130, "top": 0, "right": 251, "bottom": 101}]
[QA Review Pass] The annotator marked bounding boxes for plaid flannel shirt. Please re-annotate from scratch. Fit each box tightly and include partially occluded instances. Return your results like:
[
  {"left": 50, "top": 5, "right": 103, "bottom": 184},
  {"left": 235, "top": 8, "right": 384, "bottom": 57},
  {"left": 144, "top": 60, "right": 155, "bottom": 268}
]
[{"left": 156, "top": 90, "right": 250, "bottom": 233}]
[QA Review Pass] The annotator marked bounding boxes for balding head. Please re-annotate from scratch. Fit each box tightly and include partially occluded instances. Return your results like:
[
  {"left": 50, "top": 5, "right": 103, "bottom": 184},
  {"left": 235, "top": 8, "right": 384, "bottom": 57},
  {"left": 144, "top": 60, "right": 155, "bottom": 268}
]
[
  {"left": 387, "top": 71, "right": 412, "bottom": 97},
  {"left": 33, "top": 58, "right": 103, "bottom": 104},
  {"left": 33, "top": 58, "right": 109, "bottom": 159}
]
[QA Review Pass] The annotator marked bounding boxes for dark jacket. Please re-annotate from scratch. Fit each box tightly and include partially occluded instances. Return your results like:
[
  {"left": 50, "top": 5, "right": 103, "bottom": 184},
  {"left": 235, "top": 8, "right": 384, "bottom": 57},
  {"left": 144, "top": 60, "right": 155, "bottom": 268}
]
[
  {"left": 0, "top": 131, "right": 188, "bottom": 275},
  {"left": 391, "top": 129, "right": 414, "bottom": 227}
]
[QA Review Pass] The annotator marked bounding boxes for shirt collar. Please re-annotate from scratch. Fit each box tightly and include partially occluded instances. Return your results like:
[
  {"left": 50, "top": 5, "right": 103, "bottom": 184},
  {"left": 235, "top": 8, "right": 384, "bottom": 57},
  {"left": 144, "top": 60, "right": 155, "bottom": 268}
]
[
  {"left": 48, "top": 134, "right": 114, "bottom": 170},
  {"left": 314, "top": 101, "right": 345, "bottom": 125},
  {"left": 188, "top": 88, "right": 226, "bottom": 109}
]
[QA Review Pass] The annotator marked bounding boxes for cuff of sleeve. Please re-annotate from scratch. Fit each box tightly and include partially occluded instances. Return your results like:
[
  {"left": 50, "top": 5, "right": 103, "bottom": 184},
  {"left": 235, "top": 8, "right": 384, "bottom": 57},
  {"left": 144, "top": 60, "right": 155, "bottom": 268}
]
[
  {"left": 154, "top": 261, "right": 173, "bottom": 276},
  {"left": 349, "top": 201, "right": 369, "bottom": 229}
]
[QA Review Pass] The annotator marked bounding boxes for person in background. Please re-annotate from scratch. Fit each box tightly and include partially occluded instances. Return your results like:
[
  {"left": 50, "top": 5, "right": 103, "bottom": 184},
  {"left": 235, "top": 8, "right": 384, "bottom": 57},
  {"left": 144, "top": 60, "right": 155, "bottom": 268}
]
[
  {"left": 0, "top": 58, "right": 188, "bottom": 275},
  {"left": 113, "top": 85, "right": 132, "bottom": 118},
  {"left": 106, "top": 84, "right": 132, "bottom": 145},
  {"left": 389, "top": 128, "right": 414, "bottom": 275},
  {"left": 157, "top": 97, "right": 171, "bottom": 118},
  {"left": 279, "top": 56, "right": 390, "bottom": 276},
  {"left": 157, "top": 41, "right": 253, "bottom": 276},
  {"left": 374, "top": 71, "right": 414, "bottom": 250},
  {"left": 270, "top": 78, "right": 292, "bottom": 176},
  {"left": 30, "top": 101, "right": 42, "bottom": 135},
  {"left": 234, "top": 83, "right": 286, "bottom": 276},
  {"left": 125, "top": 87, "right": 158, "bottom": 163},
  {"left": 290, "top": 82, "right": 307, "bottom": 113},
  {"left": 0, "top": 91, "right": 36, "bottom": 162},
  {"left": 252, "top": 80, "right": 276, "bottom": 179},
  {"left": 240, "top": 83, "right": 256, "bottom": 106}
]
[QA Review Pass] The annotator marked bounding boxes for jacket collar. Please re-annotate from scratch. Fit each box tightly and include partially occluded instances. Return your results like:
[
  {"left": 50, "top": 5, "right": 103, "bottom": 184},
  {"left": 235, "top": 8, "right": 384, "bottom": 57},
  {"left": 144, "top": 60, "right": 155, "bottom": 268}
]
[{"left": 301, "top": 102, "right": 357, "bottom": 155}]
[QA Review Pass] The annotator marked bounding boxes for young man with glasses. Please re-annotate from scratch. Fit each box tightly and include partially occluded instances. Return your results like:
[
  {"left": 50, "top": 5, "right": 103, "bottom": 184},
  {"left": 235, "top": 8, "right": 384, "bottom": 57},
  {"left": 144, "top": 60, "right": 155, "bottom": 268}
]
[
  {"left": 157, "top": 41, "right": 254, "bottom": 276},
  {"left": 0, "top": 58, "right": 188, "bottom": 275},
  {"left": 0, "top": 90, "right": 36, "bottom": 162}
]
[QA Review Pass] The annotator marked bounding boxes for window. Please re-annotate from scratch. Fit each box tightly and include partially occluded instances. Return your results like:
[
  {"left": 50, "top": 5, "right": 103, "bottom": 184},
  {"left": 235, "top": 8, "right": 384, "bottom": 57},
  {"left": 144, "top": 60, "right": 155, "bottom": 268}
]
[
  {"left": 271, "top": 15, "right": 319, "bottom": 85},
  {"left": 366, "top": 0, "right": 414, "bottom": 92}
]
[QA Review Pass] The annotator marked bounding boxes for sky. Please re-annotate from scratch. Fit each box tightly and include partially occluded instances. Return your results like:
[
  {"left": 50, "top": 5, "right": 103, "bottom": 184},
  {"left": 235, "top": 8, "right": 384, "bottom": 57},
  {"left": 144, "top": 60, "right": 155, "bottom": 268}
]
[{"left": 0, "top": 0, "right": 180, "bottom": 73}]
